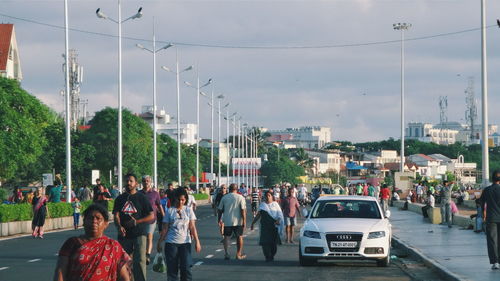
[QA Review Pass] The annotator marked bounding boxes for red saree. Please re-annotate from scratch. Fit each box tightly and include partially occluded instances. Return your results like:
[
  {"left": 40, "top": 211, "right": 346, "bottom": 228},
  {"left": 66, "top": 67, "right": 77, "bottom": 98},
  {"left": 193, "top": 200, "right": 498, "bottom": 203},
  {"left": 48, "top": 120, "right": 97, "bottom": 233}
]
[{"left": 58, "top": 236, "right": 130, "bottom": 281}]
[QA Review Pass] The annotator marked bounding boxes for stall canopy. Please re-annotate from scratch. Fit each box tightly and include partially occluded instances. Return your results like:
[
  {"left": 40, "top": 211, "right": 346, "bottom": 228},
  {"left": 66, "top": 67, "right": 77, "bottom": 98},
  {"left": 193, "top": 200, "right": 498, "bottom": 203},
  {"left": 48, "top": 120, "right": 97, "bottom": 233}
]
[{"left": 346, "top": 161, "right": 368, "bottom": 170}]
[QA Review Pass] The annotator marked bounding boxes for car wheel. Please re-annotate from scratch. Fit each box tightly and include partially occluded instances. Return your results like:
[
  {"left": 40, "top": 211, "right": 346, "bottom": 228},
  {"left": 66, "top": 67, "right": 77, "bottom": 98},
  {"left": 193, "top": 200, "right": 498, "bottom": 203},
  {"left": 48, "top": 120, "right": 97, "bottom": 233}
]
[
  {"left": 377, "top": 249, "right": 390, "bottom": 267},
  {"left": 299, "top": 245, "right": 316, "bottom": 266}
]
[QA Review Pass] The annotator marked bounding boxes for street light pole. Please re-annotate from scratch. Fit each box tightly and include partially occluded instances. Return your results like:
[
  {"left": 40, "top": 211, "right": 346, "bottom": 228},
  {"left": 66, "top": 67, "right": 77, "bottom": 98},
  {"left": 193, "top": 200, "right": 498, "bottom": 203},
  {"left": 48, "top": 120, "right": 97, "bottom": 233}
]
[
  {"left": 161, "top": 54, "right": 193, "bottom": 187},
  {"left": 226, "top": 110, "right": 230, "bottom": 185},
  {"left": 210, "top": 89, "right": 214, "bottom": 186},
  {"left": 237, "top": 119, "right": 241, "bottom": 185},
  {"left": 96, "top": 2, "right": 142, "bottom": 192},
  {"left": 136, "top": 22, "right": 172, "bottom": 190},
  {"left": 64, "top": 0, "right": 72, "bottom": 202},
  {"left": 481, "top": 0, "right": 489, "bottom": 186},
  {"left": 393, "top": 22, "right": 411, "bottom": 173},
  {"left": 232, "top": 115, "right": 237, "bottom": 180}
]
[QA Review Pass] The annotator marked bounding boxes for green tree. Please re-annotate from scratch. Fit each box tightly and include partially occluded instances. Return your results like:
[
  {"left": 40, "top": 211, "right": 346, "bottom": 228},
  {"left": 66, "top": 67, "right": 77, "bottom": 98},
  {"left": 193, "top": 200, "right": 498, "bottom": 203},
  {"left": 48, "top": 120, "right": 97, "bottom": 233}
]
[
  {"left": 260, "top": 157, "right": 305, "bottom": 186},
  {"left": 82, "top": 107, "right": 154, "bottom": 182},
  {"left": 0, "top": 77, "right": 58, "bottom": 184}
]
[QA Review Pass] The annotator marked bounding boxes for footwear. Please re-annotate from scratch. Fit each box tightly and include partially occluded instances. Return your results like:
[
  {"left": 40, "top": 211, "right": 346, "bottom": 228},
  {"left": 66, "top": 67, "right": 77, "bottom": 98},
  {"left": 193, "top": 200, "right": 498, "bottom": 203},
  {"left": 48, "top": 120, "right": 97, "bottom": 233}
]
[
  {"left": 146, "top": 253, "right": 151, "bottom": 265},
  {"left": 224, "top": 254, "right": 230, "bottom": 260},
  {"left": 38, "top": 235, "right": 44, "bottom": 239},
  {"left": 236, "top": 254, "right": 247, "bottom": 260},
  {"left": 492, "top": 263, "right": 500, "bottom": 270}
]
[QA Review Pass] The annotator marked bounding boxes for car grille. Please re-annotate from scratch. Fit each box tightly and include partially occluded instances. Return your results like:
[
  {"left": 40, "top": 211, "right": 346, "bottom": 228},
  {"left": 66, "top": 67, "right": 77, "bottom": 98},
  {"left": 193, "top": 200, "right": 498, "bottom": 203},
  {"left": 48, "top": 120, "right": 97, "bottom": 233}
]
[{"left": 325, "top": 233, "right": 363, "bottom": 252}]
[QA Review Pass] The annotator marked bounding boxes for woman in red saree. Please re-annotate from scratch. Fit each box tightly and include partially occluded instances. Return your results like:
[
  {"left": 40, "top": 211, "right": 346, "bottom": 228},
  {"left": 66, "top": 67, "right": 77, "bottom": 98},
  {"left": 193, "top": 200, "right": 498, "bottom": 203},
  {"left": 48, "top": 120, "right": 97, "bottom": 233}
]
[
  {"left": 53, "top": 204, "right": 131, "bottom": 281},
  {"left": 32, "top": 186, "right": 48, "bottom": 238}
]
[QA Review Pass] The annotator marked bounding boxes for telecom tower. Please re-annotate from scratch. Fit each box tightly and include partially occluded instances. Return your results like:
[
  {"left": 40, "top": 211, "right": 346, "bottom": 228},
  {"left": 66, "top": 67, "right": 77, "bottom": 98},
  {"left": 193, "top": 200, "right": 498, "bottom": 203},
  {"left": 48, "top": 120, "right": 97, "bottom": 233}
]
[
  {"left": 62, "top": 49, "right": 83, "bottom": 130},
  {"left": 439, "top": 96, "right": 448, "bottom": 125},
  {"left": 465, "top": 77, "right": 477, "bottom": 142}
]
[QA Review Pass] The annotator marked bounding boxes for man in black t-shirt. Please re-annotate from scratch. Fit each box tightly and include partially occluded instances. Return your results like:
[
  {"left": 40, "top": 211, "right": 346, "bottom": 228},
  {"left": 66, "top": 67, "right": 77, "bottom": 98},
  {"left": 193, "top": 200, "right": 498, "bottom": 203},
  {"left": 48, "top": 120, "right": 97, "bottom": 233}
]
[
  {"left": 113, "top": 174, "right": 154, "bottom": 281},
  {"left": 480, "top": 170, "right": 500, "bottom": 270}
]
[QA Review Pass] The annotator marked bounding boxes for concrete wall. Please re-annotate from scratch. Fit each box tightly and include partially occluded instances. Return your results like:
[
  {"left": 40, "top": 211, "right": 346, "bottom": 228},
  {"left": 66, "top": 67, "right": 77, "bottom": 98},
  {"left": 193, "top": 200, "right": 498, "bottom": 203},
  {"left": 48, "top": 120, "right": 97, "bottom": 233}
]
[
  {"left": 392, "top": 200, "right": 470, "bottom": 228},
  {"left": 0, "top": 216, "right": 80, "bottom": 237}
]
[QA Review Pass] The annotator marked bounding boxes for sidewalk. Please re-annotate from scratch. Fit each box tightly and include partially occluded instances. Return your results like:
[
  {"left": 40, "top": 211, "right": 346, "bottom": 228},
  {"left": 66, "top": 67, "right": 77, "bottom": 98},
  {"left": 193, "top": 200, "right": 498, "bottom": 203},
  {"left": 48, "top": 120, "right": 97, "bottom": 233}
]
[{"left": 390, "top": 206, "right": 498, "bottom": 281}]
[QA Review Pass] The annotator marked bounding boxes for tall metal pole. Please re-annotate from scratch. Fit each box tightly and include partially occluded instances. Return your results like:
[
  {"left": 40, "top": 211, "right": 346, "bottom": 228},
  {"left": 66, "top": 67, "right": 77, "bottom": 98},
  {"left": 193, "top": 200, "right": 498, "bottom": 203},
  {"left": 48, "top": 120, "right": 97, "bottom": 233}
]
[
  {"left": 210, "top": 90, "right": 214, "bottom": 185},
  {"left": 250, "top": 132, "right": 253, "bottom": 187},
  {"left": 64, "top": 0, "right": 72, "bottom": 201},
  {"left": 176, "top": 50, "right": 182, "bottom": 186},
  {"left": 238, "top": 120, "right": 241, "bottom": 185},
  {"left": 196, "top": 67, "right": 200, "bottom": 193},
  {"left": 481, "top": 0, "right": 490, "bottom": 186},
  {"left": 255, "top": 135, "right": 258, "bottom": 187},
  {"left": 217, "top": 99, "right": 221, "bottom": 186},
  {"left": 393, "top": 23, "right": 411, "bottom": 173},
  {"left": 226, "top": 110, "right": 230, "bottom": 185},
  {"left": 232, "top": 116, "right": 236, "bottom": 180},
  {"left": 117, "top": 0, "right": 123, "bottom": 192},
  {"left": 243, "top": 125, "right": 247, "bottom": 187},
  {"left": 152, "top": 22, "right": 158, "bottom": 189}
]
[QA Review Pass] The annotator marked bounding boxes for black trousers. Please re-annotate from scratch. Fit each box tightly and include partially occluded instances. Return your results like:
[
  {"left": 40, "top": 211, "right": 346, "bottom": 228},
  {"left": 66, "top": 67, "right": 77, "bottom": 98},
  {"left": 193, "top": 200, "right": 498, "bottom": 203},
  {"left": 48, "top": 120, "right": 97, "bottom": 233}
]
[
  {"left": 262, "top": 243, "right": 277, "bottom": 261},
  {"left": 486, "top": 222, "right": 500, "bottom": 264}
]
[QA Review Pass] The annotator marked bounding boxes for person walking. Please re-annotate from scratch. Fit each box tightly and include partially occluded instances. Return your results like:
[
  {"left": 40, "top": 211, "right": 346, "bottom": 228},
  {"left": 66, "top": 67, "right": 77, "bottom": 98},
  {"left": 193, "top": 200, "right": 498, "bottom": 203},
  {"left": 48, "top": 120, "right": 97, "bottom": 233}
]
[
  {"left": 251, "top": 187, "right": 260, "bottom": 218},
  {"left": 368, "top": 184, "right": 376, "bottom": 197},
  {"left": 95, "top": 184, "right": 112, "bottom": 210},
  {"left": 440, "top": 180, "right": 453, "bottom": 228},
  {"left": 251, "top": 191, "right": 284, "bottom": 262},
  {"left": 140, "top": 175, "right": 165, "bottom": 266},
  {"left": 281, "top": 187, "right": 301, "bottom": 244},
  {"left": 53, "top": 204, "right": 131, "bottom": 281},
  {"left": 71, "top": 197, "right": 82, "bottom": 230},
  {"left": 218, "top": 183, "right": 247, "bottom": 260},
  {"left": 380, "top": 184, "right": 391, "bottom": 213},
  {"left": 157, "top": 188, "right": 201, "bottom": 281},
  {"left": 112, "top": 174, "right": 154, "bottom": 281},
  {"left": 480, "top": 170, "right": 500, "bottom": 270},
  {"left": 32, "top": 186, "right": 48, "bottom": 238}
]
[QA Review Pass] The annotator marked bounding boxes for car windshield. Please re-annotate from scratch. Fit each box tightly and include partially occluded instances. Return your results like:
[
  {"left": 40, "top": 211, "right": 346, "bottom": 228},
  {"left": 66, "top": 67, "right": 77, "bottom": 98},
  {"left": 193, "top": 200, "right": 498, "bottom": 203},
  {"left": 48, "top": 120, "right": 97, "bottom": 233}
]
[{"left": 310, "top": 200, "right": 381, "bottom": 219}]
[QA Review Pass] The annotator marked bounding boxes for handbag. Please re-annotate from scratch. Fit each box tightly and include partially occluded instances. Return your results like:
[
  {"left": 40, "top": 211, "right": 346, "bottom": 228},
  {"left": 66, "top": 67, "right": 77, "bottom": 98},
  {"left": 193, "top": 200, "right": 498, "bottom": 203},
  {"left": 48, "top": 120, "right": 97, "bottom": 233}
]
[{"left": 152, "top": 252, "right": 167, "bottom": 273}]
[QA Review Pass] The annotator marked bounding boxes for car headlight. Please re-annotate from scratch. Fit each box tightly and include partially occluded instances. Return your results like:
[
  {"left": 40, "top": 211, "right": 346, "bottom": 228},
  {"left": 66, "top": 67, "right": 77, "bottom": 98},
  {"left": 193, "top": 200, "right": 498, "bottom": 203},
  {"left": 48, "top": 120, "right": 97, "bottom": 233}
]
[
  {"left": 303, "top": 230, "right": 321, "bottom": 239},
  {"left": 368, "top": 231, "right": 386, "bottom": 239}
]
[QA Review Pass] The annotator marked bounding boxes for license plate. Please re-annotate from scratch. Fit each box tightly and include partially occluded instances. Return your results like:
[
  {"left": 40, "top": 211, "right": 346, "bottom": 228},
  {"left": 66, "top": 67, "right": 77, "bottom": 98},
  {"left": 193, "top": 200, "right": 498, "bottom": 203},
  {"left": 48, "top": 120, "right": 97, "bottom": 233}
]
[{"left": 330, "top": 241, "right": 357, "bottom": 248}]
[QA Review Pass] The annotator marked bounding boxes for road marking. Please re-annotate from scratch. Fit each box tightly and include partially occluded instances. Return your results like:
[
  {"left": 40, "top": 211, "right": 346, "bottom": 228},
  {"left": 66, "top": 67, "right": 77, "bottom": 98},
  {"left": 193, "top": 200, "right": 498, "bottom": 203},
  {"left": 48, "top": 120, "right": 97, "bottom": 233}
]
[
  {"left": 0, "top": 267, "right": 9, "bottom": 271},
  {"left": 231, "top": 242, "right": 236, "bottom": 245},
  {"left": 205, "top": 255, "right": 214, "bottom": 259},
  {"left": 194, "top": 261, "right": 203, "bottom": 266},
  {"left": 28, "top": 259, "right": 41, "bottom": 263},
  {"left": 54, "top": 253, "right": 59, "bottom": 256},
  {"left": 216, "top": 249, "right": 223, "bottom": 252}
]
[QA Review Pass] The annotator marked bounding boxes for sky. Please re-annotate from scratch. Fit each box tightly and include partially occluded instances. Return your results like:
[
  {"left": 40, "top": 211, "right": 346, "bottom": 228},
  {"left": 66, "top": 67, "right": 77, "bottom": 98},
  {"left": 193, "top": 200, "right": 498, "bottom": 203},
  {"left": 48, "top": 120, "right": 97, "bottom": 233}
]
[{"left": 3, "top": 0, "right": 500, "bottom": 142}]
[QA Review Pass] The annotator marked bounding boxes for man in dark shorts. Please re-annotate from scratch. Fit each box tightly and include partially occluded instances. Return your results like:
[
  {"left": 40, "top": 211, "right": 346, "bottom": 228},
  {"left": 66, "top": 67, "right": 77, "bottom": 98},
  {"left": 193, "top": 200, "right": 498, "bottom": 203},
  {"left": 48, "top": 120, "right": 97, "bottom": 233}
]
[
  {"left": 113, "top": 174, "right": 154, "bottom": 281},
  {"left": 218, "top": 183, "right": 247, "bottom": 260}
]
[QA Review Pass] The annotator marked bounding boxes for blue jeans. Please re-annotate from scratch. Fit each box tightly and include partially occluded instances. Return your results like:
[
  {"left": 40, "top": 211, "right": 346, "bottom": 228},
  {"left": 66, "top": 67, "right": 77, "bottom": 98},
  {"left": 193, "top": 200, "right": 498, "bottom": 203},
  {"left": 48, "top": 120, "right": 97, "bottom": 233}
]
[
  {"left": 164, "top": 243, "right": 192, "bottom": 281},
  {"left": 73, "top": 213, "right": 80, "bottom": 227}
]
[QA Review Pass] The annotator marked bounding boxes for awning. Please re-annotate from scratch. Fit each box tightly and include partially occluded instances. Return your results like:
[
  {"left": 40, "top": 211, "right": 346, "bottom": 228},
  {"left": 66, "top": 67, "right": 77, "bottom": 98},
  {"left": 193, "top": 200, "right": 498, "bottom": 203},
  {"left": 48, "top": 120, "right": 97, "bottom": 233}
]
[{"left": 346, "top": 161, "right": 368, "bottom": 170}]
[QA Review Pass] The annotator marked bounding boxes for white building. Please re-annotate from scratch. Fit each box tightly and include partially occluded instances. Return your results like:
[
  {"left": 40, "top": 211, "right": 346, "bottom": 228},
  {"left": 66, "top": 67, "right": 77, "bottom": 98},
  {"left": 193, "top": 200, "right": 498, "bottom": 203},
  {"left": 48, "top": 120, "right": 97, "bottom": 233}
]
[
  {"left": 406, "top": 121, "right": 497, "bottom": 145},
  {"left": 199, "top": 139, "right": 230, "bottom": 165},
  {"left": 363, "top": 150, "right": 400, "bottom": 166},
  {"left": 0, "top": 24, "right": 22, "bottom": 81},
  {"left": 304, "top": 149, "right": 341, "bottom": 175},
  {"left": 139, "top": 106, "right": 197, "bottom": 145},
  {"left": 266, "top": 126, "right": 331, "bottom": 149}
]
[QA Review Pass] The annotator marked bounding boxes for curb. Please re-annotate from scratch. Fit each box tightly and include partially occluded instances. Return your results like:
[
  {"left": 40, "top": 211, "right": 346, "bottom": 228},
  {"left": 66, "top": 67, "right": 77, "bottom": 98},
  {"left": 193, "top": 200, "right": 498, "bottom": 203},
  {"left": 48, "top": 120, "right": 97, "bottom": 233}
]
[{"left": 392, "top": 235, "right": 466, "bottom": 281}]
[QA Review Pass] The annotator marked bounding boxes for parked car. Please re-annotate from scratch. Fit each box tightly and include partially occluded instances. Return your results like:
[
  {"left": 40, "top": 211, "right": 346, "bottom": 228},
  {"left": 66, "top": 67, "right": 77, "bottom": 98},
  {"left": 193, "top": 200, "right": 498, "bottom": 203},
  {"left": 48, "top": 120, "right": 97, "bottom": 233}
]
[{"left": 299, "top": 196, "right": 392, "bottom": 267}]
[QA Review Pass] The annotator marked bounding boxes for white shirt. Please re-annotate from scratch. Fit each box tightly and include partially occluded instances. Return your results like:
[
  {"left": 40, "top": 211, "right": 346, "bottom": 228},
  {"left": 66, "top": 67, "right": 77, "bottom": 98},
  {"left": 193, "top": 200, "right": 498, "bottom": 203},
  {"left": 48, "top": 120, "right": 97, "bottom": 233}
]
[
  {"left": 218, "top": 192, "right": 246, "bottom": 226},
  {"left": 163, "top": 206, "right": 196, "bottom": 244},
  {"left": 187, "top": 194, "right": 197, "bottom": 209}
]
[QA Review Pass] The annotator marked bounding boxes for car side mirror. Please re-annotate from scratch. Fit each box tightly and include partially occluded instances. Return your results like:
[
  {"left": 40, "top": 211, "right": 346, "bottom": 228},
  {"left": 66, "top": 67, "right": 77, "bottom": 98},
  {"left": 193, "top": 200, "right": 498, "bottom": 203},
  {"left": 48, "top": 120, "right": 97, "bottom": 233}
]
[
  {"left": 385, "top": 210, "right": 391, "bottom": 219},
  {"left": 302, "top": 208, "right": 309, "bottom": 218}
]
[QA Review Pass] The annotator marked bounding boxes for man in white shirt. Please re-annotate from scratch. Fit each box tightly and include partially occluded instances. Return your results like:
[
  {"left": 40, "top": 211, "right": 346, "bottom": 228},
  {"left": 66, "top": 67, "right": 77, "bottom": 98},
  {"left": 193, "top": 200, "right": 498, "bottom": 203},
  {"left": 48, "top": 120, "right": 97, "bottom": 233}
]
[{"left": 218, "top": 184, "right": 247, "bottom": 260}]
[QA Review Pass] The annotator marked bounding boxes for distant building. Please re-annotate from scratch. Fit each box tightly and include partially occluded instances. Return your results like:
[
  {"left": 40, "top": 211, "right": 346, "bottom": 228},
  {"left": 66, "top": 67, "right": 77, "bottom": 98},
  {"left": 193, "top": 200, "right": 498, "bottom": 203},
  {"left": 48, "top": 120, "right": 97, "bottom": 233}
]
[
  {"left": 139, "top": 105, "right": 197, "bottom": 145},
  {"left": 304, "top": 149, "right": 341, "bottom": 175},
  {"left": 199, "top": 139, "right": 229, "bottom": 165},
  {"left": 266, "top": 126, "right": 331, "bottom": 149},
  {"left": 0, "top": 24, "right": 22, "bottom": 81},
  {"left": 406, "top": 121, "right": 497, "bottom": 145}
]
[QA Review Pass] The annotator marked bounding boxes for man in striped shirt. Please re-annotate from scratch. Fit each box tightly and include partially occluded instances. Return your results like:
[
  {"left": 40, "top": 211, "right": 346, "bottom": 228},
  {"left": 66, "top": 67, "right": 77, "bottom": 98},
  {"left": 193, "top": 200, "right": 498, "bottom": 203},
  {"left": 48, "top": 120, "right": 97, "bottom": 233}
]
[{"left": 251, "top": 187, "right": 260, "bottom": 217}]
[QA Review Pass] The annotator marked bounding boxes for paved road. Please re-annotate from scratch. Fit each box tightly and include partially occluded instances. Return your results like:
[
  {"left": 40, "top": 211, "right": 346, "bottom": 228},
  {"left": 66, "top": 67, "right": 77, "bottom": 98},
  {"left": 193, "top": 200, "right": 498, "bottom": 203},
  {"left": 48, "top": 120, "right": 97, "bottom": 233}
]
[{"left": 0, "top": 203, "right": 440, "bottom": 281}]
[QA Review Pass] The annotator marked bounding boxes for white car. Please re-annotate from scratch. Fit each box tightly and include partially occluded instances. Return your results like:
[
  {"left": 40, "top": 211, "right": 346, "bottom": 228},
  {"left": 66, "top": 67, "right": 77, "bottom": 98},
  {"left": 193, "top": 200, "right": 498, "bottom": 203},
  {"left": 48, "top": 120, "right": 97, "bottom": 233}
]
[{"left": 299, "top": 195, "right": 392, "bottom": 267}]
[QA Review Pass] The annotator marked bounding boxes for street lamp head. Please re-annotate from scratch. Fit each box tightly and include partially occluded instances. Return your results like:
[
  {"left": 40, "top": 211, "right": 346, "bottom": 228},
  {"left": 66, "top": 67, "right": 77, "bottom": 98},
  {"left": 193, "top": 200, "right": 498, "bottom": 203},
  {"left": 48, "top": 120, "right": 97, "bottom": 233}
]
[
  {"left": 184, "top": 81, "right": 193, "bottom": 87},
  {"left": 201, "top": 78, "right": 213, "bottom": 88},
  {"left": 393, "top": 22, "right": 411, "bottom": 31},
  {"left": 96, "top": 8, "right": 107, "bottom": 19},
  {"left": 200, "top": 91, "right": 208, "bottom": 97},
  {"left": 131, "top": 7, "right": 143, "bottom": 20},
  {"left": 223, "top": 102, "right": 231, "bottom": 108},
  {"left": 217, "top": 94, "right": 225, "bottom": 99},
  {"left": 161, "top": 66, "right": 172, "bottom": 72},
  {"left": 161, "top": 43, "right": 173, "bottom": 50},
  {"left": 182, "top": 66, "right": 193, "bottom": 72},
  {"left": 136, "top": 43, "right": 145, "bottom": 50}
]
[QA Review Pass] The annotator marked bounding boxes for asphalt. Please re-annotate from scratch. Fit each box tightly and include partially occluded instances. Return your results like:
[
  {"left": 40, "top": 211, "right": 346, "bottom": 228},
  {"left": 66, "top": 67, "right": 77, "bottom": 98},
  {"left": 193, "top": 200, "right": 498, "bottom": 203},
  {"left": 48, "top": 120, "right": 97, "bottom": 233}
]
[
  {"left": 390, "top": 206, "right": 500, "bottom": 281},
  {"left": 0, "top": 202, "right": 441, "bottom": 281}
]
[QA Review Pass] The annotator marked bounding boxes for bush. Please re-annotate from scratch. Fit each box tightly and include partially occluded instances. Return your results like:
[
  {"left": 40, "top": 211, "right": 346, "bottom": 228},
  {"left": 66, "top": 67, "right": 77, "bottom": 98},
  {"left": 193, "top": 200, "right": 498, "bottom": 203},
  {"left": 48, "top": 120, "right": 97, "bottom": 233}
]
[
  {"left": 193, "top": 193, "right": 208, "bottom": 200},
  {"left": 0, "top": 199, "right": 114, "bottom": 223},
  {"left": 0, "top": 188, "right": 8, "bottom": 203}
]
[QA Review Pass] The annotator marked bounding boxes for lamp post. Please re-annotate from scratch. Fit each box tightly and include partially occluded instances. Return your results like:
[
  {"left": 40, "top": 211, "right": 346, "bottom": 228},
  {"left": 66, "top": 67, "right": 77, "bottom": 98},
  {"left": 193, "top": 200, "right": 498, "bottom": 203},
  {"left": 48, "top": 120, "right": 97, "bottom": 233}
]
[
  {"left": 161, "top": 53, "right": 193, "bottom": 187},
  {"left": 64, "top": 0, "right": 71, "bottom": 201},
  {"left": 231, "top": 115, "right": 237, "bottom": 180},
  {"left": 237, "top": 119, "right": 242, "bottom": 185},
  {"left": 225, "top": 112, "right": 237, "bottom": 185},
  {"left": 185, "top": 75, "right": 212, "bottom": 193},
  {"left": 243, "top": 123, "right": 248, "bottom": 188},
  {"left": 96, "top": 2, "right": 143, "bottom": 192},
  {"left": 136, "top": 22, "right": 172, "bottom": 189},
  {"left": 393, "top": 22, "right": 411, "bottom": 173},
  {"left": 217, "top": 98, "right": 230, "bottom": 186},
  {"left": 481, "top": 0, "right": 489, "bottom": 186}
]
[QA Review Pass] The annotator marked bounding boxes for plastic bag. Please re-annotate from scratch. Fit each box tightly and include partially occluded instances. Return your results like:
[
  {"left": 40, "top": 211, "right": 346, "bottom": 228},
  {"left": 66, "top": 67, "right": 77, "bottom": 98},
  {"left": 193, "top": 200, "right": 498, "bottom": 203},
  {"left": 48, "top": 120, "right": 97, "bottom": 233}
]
[{"left": 152, "top": 253, "right": 167, "bottom": 273}]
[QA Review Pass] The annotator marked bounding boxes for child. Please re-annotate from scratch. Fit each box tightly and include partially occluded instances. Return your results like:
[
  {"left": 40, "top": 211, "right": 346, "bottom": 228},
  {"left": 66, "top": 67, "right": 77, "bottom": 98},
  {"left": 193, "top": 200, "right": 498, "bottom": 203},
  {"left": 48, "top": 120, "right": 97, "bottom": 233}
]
[{"left": 71, "top": 197, "right": 81, "bottom": 230}]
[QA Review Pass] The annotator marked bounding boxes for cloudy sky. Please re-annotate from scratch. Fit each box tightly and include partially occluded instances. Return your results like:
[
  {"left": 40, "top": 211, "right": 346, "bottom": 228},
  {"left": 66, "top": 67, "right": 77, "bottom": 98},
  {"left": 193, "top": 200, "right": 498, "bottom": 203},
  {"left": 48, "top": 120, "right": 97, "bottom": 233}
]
[{"left": 3, "top": 0, "right": 500, "bottom": 142}]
